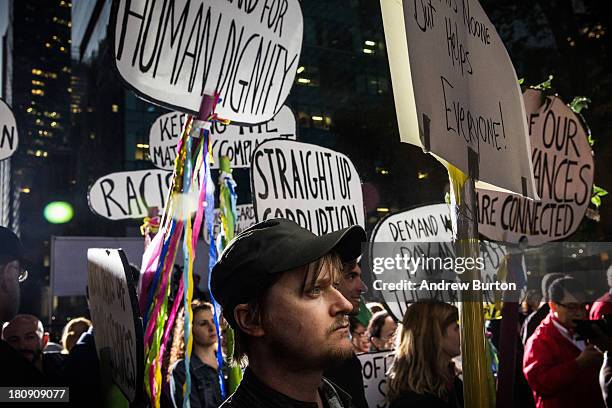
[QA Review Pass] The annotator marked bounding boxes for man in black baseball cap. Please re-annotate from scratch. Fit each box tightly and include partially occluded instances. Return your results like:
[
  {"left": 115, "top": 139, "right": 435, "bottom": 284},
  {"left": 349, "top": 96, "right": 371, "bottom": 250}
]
[{"left": 211, "top": 218, "right": 366, "bottom": 408}]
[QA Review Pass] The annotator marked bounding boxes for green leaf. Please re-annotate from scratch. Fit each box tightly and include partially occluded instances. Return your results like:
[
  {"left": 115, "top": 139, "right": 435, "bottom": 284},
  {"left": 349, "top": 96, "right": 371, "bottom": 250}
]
[
  {"left": 591, "top": 185, "right": 609, "bottom": 208},
  {"left": 569, "top": 96, "right": 591, "bottom": 113},
  {"left": 533, "top": 75, "right": 554, "bottom": 90},
  {"left": 592, "top": 195, "right": 602, "bottom": 208},
  {"left": 518, "top": 78, "right": 525, "bottom": 85},
  {"left": 588, "top": 134, "right": 595, "bottom": 146}
]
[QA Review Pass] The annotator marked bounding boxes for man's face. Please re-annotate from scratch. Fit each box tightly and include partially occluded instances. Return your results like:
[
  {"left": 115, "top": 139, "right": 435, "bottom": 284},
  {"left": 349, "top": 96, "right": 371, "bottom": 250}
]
[
  {"left": 261, "top": 257, "right": 354, "bottom": 370},
  {"left": 2, "top": 317, "right": 46, "bottom": 363},
  {"left": 350, "top": 323, "right": 370, "bottom": 353},
  {"left": 337, "top": 261, "right": 366, "bottom": 314},
  {"left": 551, "top": 290, "right": 587, "bottom": 330},
  {"left": 193, "top": 309, "right": 217, "bottom": 348},
  {"left": 0, "top": 260, "right": 21, "bottom": 323}
]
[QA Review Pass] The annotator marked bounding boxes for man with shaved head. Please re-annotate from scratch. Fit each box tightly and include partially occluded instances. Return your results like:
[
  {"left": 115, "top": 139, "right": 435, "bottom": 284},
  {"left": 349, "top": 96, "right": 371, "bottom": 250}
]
[{"left": 2, "top": 314, "right": 49, "bottom": 371}]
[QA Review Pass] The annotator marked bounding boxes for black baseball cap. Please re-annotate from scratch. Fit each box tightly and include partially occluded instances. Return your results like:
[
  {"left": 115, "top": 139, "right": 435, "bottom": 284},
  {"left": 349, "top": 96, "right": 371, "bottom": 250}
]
[
  {"left": 211, "top": 218, "right": 366, "bottom": 328},
  {"left": 0, "top": 226, "right": 26, "bottom": 265}
]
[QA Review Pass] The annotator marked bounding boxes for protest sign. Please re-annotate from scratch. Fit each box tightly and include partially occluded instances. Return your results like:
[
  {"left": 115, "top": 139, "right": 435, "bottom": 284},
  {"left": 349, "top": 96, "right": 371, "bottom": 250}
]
[
  {"left": 149, "top": 106, "right": 296, "bottom": 170},
  {"left": 477, "top": 89, "right": 594, "bottom": 245},
  {"left": 358, "top": 351, "right": 393, "bottom": 408},
  {"left": 380, "top": 0, "right": 537, "bottom": 198},
  {"left": 251, "top": 139, "right": 365, "bottom": 234},
  {"left": 203, "top": 203, "right": 256, "bottom": 244},
  {"left": 88, "top": 169, "right": 172, "bottom": 220},
  {"left": 87, "top": 248, "right": 144, "bottom": 403},
  {"left": 111, "top": 0, "right": 303, "bottom": 124},
  {"left": 148, "top": 111, "right": 187, "bottom": 170},
  {"left": 0, "top": 99, "right": 18, "bottom": 161},
  {"left": 210, "top": 104, "right": 297, "bottom": 169},
  {"left": 370, "top": 204, "right": 508, "bottom": 322}
]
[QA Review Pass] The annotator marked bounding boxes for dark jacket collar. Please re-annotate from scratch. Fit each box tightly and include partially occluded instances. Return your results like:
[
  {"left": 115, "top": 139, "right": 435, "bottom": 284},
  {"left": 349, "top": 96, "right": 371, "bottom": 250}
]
[{"left": 225, "top": 367, "right": 353, "bottom": 408}]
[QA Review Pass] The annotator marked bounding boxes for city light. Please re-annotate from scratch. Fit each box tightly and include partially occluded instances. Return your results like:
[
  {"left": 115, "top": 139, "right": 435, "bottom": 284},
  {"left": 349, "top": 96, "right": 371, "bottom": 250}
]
[
  {"left": 364, "top": 40, "right": 376, "bottom": 46},
  {"left": 417, "top": 171, "right": 429, "bottom": 179},
  {"left": 297, "top": 66, "right": 305, "bottom": 74},
  {"left": 297, "top": 77, "right": 311, "bottom": 84},
  {"left": 20, "top": 187, "right": 31, "bottom": 194},
  {"left": 377, "top": 207, "right": 390, "bottom": 212},
  {"left": 44, "top": 201, "right": 74, "bottom": 224},
  {"left": 136, "top": 143, "right": 149, "bottom": 148},
  {"left": 311, "top": 115, "right": 323, "bottom": 121},
  {"left": 363, "top": 48, "right": 374, "bottom": 54}
]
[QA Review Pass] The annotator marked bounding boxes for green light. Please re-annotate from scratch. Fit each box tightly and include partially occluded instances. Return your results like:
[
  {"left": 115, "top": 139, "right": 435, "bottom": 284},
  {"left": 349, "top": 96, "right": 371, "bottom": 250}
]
[{"left": 44, "top": 201, "right": 74, "bottom": 224}]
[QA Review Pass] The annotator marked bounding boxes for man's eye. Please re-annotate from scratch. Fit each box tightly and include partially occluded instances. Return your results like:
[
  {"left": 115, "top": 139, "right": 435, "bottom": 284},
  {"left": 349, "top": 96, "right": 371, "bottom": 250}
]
[{"left": 310, "top": 286, "right": 322, "bottom": 296}]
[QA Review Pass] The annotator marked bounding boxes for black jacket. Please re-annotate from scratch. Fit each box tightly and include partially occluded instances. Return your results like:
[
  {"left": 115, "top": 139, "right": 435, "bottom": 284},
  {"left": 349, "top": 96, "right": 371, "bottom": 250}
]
[
  {"left": 324, "top": 353, "right": 369, "bottom": 408},
  {"left": 388, "top": 376, "right": 463, "bottom": 408},
  {"left": 220, "top": 367, "right": 355, "bottom": 408}
]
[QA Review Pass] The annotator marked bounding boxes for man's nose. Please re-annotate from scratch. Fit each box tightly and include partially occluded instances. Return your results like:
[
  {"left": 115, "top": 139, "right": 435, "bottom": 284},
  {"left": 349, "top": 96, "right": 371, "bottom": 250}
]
[
  {"left": 360, "top": 278, "right": 368, "bottom": 295},
  {"left": 331, "top": 287, "right": 353, "bottom": 315}
]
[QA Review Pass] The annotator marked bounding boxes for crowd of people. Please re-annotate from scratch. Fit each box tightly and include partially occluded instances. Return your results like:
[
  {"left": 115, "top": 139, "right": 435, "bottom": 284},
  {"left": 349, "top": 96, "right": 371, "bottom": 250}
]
[{"left": 2, "top": 223, "right": 612, "bottom": 408}]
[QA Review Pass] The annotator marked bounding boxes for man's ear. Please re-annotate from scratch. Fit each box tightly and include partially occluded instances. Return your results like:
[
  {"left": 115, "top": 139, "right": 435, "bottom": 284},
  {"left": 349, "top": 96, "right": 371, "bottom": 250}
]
[
  {"left": 42, "top": 332, "right": 49, "bottom": 349},
  {"left": 234, "top": 304, "right": 265, "bottom": 338}
]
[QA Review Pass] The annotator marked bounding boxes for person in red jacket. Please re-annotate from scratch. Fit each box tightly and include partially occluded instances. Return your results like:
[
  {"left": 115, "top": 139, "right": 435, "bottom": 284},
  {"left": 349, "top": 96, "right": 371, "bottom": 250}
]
[
  {"left": 523, "top": 277, "right": 605, "bottom": 408},
  {"left": 591, "top": 265, "right": 612, "bottom": 320}
]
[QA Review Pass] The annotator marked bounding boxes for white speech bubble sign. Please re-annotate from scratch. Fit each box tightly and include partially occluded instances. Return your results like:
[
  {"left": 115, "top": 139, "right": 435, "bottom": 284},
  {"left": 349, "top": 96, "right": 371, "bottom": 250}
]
[
  {"left": 112, "top": 0, "right": 303, "bottom": 124},
  {"left": 477, "top": 90, "right": 595, "bottom": 245},
  {"left": 88, "top": 169, "right": 173, "bottom": 220},
  {"left": 149, "top": 105, "right": 297, "bottom": 170},
  {"left": 0, "top": 99, "right": 18, "bottom": 161},
  {"left": 370, "top": 204, "right": 507, "bottom": 322},
  {"left": 251, "top": 139, "right": 365, "bottom": 234}
]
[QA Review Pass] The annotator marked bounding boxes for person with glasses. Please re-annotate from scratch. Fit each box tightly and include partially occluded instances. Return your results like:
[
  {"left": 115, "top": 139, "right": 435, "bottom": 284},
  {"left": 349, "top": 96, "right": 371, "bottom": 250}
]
[
  {"left": 0, "top": 226, "right": 47, "bottom": 386},
  {"left": 349, "top": 317, "right": 370, "bottom": 353},
  {"left": 523, "top": 276, "right": 605, "bottom": 408}
]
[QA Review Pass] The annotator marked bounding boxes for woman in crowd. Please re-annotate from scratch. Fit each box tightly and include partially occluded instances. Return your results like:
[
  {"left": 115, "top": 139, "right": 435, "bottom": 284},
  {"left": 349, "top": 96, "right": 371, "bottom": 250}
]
[
  {"left": 387, "top": 302, "right": 463, "bottom": 408},
  {"left": 60, "top": 317, "right": 91, "bottom": 354},
  {"left": 168, "top": 300, "right": 223, "bottom": 408},
  {"left": 367, "top": 310, "right": 397, "bottom": 351}
]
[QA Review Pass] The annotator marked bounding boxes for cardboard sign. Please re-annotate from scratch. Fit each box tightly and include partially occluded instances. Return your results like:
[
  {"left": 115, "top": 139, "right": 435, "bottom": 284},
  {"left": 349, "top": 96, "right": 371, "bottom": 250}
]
[
  {"left": 477, "top": 90, "right": 595, "bottom": 245},
  {"left": 380, "top": 0, "right": 537, "bottom": 198},
  {"left": 203, "top": 203, "right": 257, "bottom": 243},
  {"left": 88, "top": 169, "right": 173, "bottom": 220},
  {"left": 251, "top": 139, "right": 365, "bottom": 234},
  {"left": 148, "top": 111, "right": 187, "bottom": 170},
  {"left": 112, "top": 0, "right": 303, "bottom": 124},
  {"left": 87, "top": 248, "right": 144, "bottom": 403},
  {"left": 0, "top": 99, "right": 18, "bottom": 161},
  {"left": 370, "top": 204, "right": 507, "bottom": 322},
  {"left": 358, "top": 351, "right": 394, "bottom": 408}
]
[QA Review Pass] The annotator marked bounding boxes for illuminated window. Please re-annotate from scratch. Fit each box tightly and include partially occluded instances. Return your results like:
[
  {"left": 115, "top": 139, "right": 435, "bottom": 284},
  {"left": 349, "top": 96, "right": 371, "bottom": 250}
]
[
  {"left": 111, "top": 104, "right": 119, "bottom": 113},
  {"left": 31, "top": 80, "right": 45, "bottom": 86},
  {"left": 32, "top": 69, "right": 43, "bottom": 75},
  {"left": 31, "top": 89, "right": 45, "bottom": 96},
  {"left": 45, "top": 42, "right": 51, "bottom": 48}
]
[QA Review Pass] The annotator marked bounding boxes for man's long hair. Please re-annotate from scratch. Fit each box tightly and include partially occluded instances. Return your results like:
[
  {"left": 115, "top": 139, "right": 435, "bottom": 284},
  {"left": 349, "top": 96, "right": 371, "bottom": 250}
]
[{"left": 387, "top": 302, "right": 459, "bottom": 402}]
